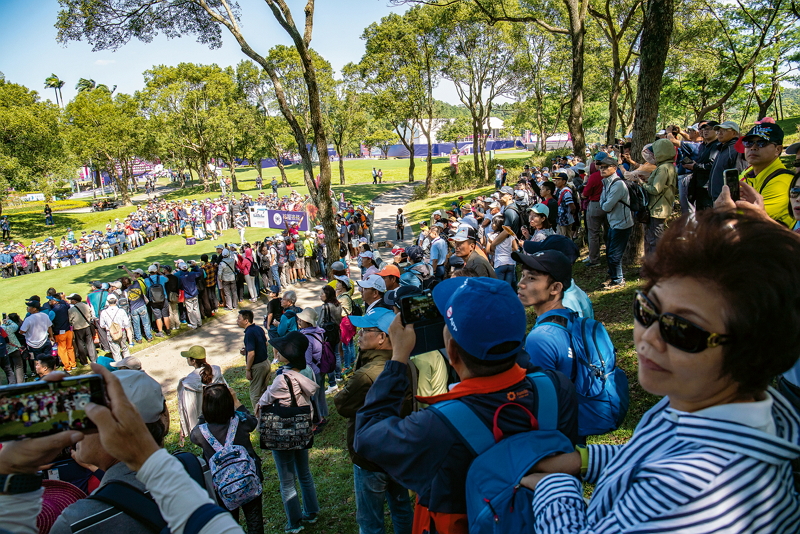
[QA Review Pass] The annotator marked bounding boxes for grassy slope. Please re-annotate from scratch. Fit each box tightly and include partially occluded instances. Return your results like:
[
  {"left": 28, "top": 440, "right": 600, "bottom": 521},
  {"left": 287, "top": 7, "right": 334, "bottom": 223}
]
[{"left": 7, "top": 157, "right": 457, "bottom": 244}]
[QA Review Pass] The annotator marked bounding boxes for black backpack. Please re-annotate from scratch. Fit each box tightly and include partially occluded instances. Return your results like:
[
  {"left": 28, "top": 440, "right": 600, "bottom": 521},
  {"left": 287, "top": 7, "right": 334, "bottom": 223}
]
[
  {"left": 614, "top": 178, "right": 650, "bottom": 223},
  {"left": 146, "top": 275, "right": 166, "bottom": 306}
]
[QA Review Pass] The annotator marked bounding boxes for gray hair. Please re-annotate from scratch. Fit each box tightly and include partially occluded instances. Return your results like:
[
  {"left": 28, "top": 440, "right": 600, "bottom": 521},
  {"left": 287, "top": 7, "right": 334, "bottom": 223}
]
[{"left": 284, "top": 290, "right": 297, "bottom": 304}]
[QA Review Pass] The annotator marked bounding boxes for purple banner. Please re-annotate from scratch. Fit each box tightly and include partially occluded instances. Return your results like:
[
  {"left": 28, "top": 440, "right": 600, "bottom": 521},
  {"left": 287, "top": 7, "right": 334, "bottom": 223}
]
[{"left": 267, "top": 210, "right": 309, "bottom": 231}]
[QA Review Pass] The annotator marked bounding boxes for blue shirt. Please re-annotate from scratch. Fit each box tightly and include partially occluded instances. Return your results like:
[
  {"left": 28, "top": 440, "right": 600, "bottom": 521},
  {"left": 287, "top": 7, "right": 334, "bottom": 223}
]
[
  {"left": 562, "top": 280, "right": 594, "bottom": 319},
  {"left": 176, "top": 268, "right": 203, "bottom": 299},
  {"left": 143, "top": 274, "right": 169, "bottom": 288},
  {"left": 430, "top": 237, "right": 447, "bottom": 265},
  {"left": 524, "top": 308, "right": 575, "bottom": 379}
]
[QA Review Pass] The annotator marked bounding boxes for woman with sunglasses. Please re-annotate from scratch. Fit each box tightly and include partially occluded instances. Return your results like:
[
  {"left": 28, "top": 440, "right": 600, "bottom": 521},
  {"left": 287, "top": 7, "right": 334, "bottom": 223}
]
[{"left": 518, "top": 208, "right": 800, "bottom": 533}]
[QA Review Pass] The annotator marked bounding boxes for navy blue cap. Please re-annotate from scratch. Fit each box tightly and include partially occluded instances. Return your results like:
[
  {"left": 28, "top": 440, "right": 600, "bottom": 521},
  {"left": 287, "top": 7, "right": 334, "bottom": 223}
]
[
  {"left": 522, "top": 234, "right": 579, "bottom": 264},
  {"left": 384, "top": 285, "right": 423, "bottom": 308},
  {"left": 432, "top": 277, "right": 526, "bottom": 361},
  {"left": 512, "top": 250, "right": 572, "bottom": 290}
]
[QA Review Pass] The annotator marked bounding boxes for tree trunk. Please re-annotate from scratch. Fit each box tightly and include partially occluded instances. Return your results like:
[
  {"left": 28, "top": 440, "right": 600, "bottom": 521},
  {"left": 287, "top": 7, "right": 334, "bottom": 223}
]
[
  {"left": 255, "top": 158, "right": 264, "bottom": 184},
  {"left": 625, "top": 0, "right": 674, "bottom": 266},
  {"left": 114, "top": 158, "right": 132, "bottom": 206},
  {"left": 338, "top": 155, "right": 346, "bottom": 185},
  {"left": 565, "top": 0, "right": 588, "bottom": 158},
  {"left": 227, "top": 150, "right": 239, "bottom": 192},
  {"left": 606, "top": 73, "right": 622, "bottom": 144},
  {"left": 472, "top": 120, "right": 481, "bottom": 181},
  {"left": 408, "top": 140, "right": 416, "bottom": 182},
  {"left": 426, "top": 136, "right": 433, "bottom": 193},
  {"left": 275, "top": 158, "right": 289, "bottom": 186}
]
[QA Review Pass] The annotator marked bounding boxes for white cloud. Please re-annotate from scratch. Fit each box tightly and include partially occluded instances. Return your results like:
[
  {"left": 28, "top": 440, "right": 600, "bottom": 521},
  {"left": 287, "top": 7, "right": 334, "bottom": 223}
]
[{"left": 94, "top": 59, "right": 116, "bottom": 66}]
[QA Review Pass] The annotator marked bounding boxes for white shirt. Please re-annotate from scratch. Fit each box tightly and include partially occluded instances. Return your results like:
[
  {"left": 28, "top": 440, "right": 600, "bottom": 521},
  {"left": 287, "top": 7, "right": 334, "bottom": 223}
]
[
  {"left": 20, "top": 312, "right": 52, "bottom": 348},
  {"left": 99, "top": 305, "right": 131, "bottom": 331}
]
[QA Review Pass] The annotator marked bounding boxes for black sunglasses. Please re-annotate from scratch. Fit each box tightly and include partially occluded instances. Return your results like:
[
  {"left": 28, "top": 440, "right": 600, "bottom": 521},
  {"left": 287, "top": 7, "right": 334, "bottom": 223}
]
[
  {"left": 633, "top": 291, "right": 732, "bottom": 353},
  {"left": 742, "top": 139, "right": 775, "bottom": 149}
]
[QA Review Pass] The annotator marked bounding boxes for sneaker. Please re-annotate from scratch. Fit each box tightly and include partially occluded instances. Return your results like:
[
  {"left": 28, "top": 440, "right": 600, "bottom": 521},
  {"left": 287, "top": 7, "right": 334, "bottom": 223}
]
[
  {"left": 325, "top": 385, "right": 338, "bottom": 395},
  {"left": 284, "top": 525, "right": 304, "bottom": 534},
  {"left": 300, "top": 514, "right": 318, "bottom": 524},
  {"left": 604, "top": 279, "right": 625, "bottom": 290},
  {"left": 586, "top": 262, "right": 601, "bottom": 268}
]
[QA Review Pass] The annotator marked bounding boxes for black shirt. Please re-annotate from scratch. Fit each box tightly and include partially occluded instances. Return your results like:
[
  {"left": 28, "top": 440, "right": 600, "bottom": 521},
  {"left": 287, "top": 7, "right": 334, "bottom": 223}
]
[
  {"left": 244, "top": 323, "right": 269, "bottom": 365},
  {"left": 267, "top": 298, "right": 283, "bottom": 325}
]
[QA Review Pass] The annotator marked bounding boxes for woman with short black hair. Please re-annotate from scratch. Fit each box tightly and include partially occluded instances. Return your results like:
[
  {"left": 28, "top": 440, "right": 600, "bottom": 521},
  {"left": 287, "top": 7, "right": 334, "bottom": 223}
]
[{"left": 521, "top": 208, "right": 800, "bottom": 533}]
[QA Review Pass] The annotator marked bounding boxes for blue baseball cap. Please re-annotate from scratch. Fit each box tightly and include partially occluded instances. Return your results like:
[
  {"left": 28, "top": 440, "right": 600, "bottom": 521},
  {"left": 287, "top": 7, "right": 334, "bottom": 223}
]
[
  {"left": 350, "top": 307, "right": 394, "bottom": 334},
  {"left": 593, "top": 151, "right": 608, "bottom": 161},
  {"left": 432, "top": 277, "right": 526, "bottom": 361}
]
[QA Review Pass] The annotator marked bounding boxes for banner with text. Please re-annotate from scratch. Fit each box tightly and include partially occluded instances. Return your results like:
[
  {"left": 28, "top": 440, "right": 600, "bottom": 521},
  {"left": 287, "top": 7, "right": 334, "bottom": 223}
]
[{"left": 249, "top": 207, "right": 309, "bottom": 231}]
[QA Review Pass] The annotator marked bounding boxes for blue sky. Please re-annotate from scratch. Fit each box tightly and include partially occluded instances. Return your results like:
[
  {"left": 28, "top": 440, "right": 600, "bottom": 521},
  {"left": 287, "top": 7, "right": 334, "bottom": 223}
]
[{"left": 0, "top": 0, "right": 461, "bottom": 104}]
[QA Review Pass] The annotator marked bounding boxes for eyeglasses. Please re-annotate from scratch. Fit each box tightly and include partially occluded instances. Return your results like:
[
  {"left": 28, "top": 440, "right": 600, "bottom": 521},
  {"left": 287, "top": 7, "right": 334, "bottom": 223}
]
[
  {"left": 742, "top": 139, "right": 775, "bottom": 149},
  {"left": 633, "top": 291, "right": 732, "bottom": 353},
  {"left": 790, "top": 187, "right": 800, "bottom": 199},
  {"left": 361, "top": 327, "right": 381, "bottom": 334}
]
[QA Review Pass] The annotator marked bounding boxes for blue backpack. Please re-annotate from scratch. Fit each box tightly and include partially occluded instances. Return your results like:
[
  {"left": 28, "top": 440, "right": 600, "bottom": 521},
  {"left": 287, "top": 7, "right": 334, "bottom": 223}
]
[
  {"left": 429, "top": 372, "right": 574, "bottom": 534},
  {"left": 538, "top": 311, "right": 629, "bottom": 436},
  {"left": 199, "top": 417, "right": 262, "bottom": 510}
]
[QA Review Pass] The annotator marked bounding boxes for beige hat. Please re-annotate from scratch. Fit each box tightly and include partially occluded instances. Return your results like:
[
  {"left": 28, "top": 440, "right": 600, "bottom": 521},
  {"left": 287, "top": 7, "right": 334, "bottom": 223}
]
[
  {"left": 110, "top": 356, "right": 142, "bottom": 371},
  {"left": 296, "top": 307, "right": 318, "bottom": 327}
]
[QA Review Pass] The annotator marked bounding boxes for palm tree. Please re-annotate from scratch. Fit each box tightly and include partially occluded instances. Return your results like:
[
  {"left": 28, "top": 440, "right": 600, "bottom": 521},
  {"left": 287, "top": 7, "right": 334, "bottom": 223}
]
[
  {"left": 75, "top": 78, "right": 96, "bottom": 93},
  {"left": 96, "top": 83, "right": 117, "bottom": 95},
  {"left": 44, "top": 74, "right": 65, "bottom": 107}
]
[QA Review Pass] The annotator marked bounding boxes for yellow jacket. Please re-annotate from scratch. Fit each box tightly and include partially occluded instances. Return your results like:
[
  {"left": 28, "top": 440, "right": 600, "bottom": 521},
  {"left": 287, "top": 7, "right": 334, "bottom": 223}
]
[{"left": 741, "top": 157, "right": 794, "bottom": 227}]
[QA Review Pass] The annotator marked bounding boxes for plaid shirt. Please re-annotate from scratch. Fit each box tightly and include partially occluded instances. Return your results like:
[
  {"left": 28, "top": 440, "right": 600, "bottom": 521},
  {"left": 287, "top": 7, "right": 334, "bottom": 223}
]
[{"left": 202, "top": 262, "right": 217, "bottom": 287}]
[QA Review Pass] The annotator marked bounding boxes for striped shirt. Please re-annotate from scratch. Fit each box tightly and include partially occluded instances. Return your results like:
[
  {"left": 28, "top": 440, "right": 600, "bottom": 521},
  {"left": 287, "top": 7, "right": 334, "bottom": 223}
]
[{"left": 533, "top": 388, "right": 800, "bottom": 533}]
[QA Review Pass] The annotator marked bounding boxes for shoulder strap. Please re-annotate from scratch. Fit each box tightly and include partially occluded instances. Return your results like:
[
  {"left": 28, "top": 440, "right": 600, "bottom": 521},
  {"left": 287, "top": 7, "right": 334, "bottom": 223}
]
[
  {"left": 224, "top": 417, "right": 239, "bottom": 446},
  {"left": 199, "top": 423, "right": 222, "bottom": 452},
  {"left": 758, "top": 168, "right": 794, "bottom": 194},
  {"left": 74, "top": 303, "right": 91, "bottom": 325},
  {"left": 429, "top": 399, "right": 495, "bottom": 456},
  {"left": 173, "top": 452, "right": 206, "bottom": 489},
  {"left": 408, "top": 358, "right": 419, "bottom": 412},
  {"left": 283, "top": 373, "right": 299, "bottom": 407},
  {"left": 88, "top": 480, "right": 166, "bottom": 533},
  {"left": 539, "top": 314, "right": 569, "bottom": 330},
  {"left": 527, "top": 372, "right": 558, "bottom": 431}
]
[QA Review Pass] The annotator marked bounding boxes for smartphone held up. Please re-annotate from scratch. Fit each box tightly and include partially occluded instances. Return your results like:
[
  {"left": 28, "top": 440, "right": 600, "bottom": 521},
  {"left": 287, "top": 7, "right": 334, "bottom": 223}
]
[
  {"left": 399, "top": 291, "right": 446, "bottom": 356},
  {"left": 0, "top": 374, "right": 107, "bottom": 442},
  {"left": 723, "top": 168, "right": 741, "bottom": 201}
]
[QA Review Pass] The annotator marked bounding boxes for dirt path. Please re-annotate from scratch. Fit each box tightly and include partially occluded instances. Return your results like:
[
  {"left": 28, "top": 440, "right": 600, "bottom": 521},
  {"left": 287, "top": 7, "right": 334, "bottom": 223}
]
[{"left": 136, "top": 183, "right": 417, "bottom": 396}]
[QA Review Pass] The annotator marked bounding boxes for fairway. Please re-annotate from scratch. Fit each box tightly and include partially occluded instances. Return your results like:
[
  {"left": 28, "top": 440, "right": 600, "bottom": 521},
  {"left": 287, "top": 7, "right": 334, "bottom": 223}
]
[{"left": 0, "top": 227, "right": 278, "bottom": 317}]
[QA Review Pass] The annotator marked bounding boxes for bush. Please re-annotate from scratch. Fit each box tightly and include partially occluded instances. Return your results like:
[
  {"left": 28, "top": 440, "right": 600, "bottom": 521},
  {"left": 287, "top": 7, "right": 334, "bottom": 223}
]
[{"left": 530, "top": 148, "right": 574, "bottom": 168}]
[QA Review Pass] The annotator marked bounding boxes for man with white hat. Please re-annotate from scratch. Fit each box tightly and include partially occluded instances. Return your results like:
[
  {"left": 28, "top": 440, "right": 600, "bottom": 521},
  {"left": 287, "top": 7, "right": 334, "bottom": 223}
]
[
  {"left": 357, "top": 274, "right": 391, "bottom": 315},
  {"left": 99, "top": 294, "right": 131, "bottom": 361}
]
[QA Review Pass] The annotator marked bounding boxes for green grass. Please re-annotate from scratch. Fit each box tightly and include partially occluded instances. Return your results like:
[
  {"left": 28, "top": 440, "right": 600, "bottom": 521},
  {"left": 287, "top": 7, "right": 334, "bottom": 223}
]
[
  {"left": 402, "top": 185, "right": 496, "bottom": 235},
  {"left": 4, "top": 165, "right": 413, "bottom": 243},
  {"left": 0, "top": 227, "right": 283, "bottom": 318},
  {"left": 776, "top": 115, "right": 800, "bottom": 145}
]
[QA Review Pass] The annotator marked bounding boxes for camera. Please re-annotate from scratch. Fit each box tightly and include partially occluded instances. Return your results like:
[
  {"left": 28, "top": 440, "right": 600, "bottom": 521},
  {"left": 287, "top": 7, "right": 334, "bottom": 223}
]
[
  {"left": 0, "top": 375, "right": 107, "bottom": 442},
  {"left": 399, "top": 291, "right": 445, "bottom": 356}
]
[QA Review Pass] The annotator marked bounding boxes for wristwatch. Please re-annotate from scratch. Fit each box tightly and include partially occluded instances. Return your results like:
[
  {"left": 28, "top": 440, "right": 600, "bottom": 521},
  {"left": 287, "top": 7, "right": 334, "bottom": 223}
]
[{"left": 0, "top": 473, "right": 43, "bottom": 494}]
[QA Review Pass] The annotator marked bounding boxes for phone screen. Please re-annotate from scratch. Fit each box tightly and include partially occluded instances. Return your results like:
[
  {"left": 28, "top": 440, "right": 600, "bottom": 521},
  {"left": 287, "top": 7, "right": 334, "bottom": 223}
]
[
  {"left": 723, "top": 169, "right": 740, "bottom": 201},
  {"left": 399, "top": 293, "right": 442, "bottom": 326},
  {"left": 0, "top": 375, "right": 106, "bottom": 442}
]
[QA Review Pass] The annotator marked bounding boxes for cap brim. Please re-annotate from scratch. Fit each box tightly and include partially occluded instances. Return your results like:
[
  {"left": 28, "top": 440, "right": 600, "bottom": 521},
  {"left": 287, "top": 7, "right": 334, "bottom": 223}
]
[
  {"left": 785, "top": 142, "right": 800, "bottom": 155},
  {"left": 511, "top": 250, "right": 549, "bottom": 273}
]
